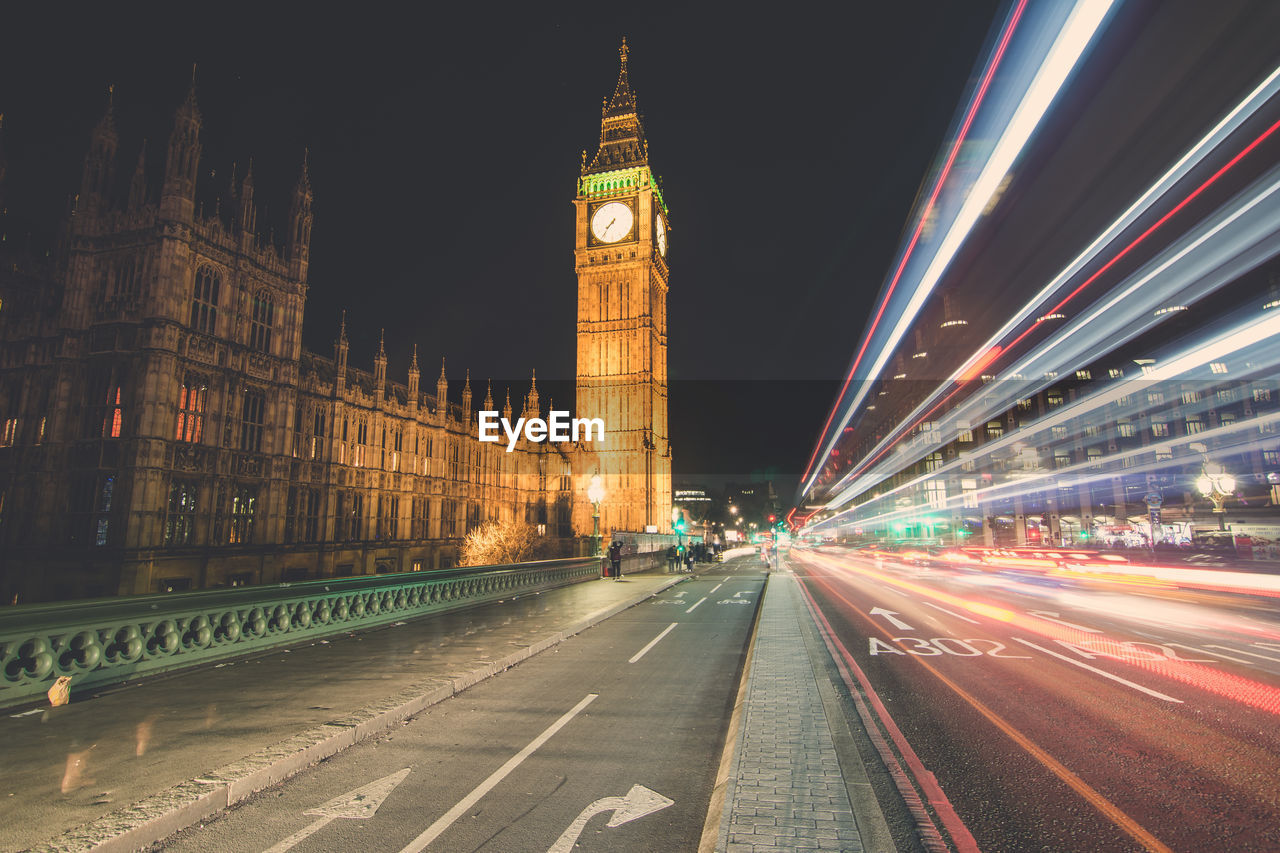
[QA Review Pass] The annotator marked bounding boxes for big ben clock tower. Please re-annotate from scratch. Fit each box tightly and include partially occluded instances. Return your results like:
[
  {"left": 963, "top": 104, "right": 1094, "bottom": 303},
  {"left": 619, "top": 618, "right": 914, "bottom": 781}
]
[{"left": 575, "top": 38, "right": 672, "bottom": 536}]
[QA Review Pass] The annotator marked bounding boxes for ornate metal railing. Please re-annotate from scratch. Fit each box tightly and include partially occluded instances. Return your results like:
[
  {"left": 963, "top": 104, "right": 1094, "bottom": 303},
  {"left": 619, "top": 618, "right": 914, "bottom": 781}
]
[{"left": 0, "top": 557, "right": 602, "bottom": 710}]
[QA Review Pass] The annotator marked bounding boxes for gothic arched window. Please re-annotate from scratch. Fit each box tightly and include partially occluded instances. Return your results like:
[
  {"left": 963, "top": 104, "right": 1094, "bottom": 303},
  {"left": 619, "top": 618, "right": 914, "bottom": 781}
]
[
  {"left": 250, "top": 291, "right": 274, "bottom": 353},
  {"left": 191, "top": 266, "right": 220, "bottom": 335},
  {"left": 176, "top": 374, "right": 208, "bottom": 442}
]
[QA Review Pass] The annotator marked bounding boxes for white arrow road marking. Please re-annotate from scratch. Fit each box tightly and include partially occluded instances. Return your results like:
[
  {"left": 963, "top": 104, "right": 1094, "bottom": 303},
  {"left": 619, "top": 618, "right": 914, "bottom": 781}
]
[
  {"left": 685, "top": 596, "right": 708, "bottom": 613},
  {"left": 869, "top": 607, "right": 913, "bottom": 631},
  {"left": 629, "top": 623, "right": 678, "bottom": 664},
  {"left": 673, "top": 590, "right": 688, "bottom": 598},
  {"left": 398, "top": 694, "right": 598, "bottom": 853},
  {"left": 263, "top": 768, "right": 411, "bottom": 853},
  {"left": 732, "top": 590, "right": 753, "bottom": 598},
  {"left": 546, "top": 784, "right": 674, "bottom": 853},
  {"left": 1012, "top": 638, "right": 1182, "bottom": 703},
  {"left": 1027, "top": 610, "right": 1103, "bottom": 633},
  {"left": 920, "top": 601, "right": 980, "bottom": 624}
]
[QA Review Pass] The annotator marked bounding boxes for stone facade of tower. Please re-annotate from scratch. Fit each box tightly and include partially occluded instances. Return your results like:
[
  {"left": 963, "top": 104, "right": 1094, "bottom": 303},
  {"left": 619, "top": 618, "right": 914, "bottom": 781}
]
[
  {"left": 573, "top": 40, "right": 673, "bottom": 537},
  {"left": 0, "top": 87, "right": 574, "bottom": 603}
]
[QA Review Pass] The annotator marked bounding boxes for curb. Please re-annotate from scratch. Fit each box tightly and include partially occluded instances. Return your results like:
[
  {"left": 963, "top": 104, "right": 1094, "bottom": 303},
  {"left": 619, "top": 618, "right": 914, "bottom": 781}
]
[
  {"left": 698, "top": 572, "right": 769, "bottom": 853},
  {"left": 28, "top": 574, "right": 686, "bottom": 853}
]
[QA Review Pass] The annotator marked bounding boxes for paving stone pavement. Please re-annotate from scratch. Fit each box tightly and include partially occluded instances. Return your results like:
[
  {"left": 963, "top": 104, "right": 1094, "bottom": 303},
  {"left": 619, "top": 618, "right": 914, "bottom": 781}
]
[{"left": 718, "top": 571, "right": 867, "bottom": 853}]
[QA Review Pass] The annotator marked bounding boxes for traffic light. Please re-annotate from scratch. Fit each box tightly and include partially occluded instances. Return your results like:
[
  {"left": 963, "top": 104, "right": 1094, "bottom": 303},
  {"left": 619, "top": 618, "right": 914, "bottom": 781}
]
[
  {"left": 673, "top": 512, "right": 686, "bottom": 534},
  {"left": 768, "top": 514, "right": 776, "bottom": 524}
]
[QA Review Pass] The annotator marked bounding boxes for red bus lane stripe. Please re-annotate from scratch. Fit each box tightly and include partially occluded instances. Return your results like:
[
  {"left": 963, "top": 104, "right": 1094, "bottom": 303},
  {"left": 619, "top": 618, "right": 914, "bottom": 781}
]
[
  {"left": 795, "top": 575, "right": 978, "bottom": 853},
  {"left": 794, "top": 567, "right": 1174, "bottom": 853}
]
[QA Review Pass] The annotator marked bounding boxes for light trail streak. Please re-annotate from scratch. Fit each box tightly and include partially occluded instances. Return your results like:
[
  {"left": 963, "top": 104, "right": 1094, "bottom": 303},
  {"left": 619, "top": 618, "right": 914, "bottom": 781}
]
[
  {"left": 802, "top": 0, "right": 1113, "bottom": 495},
  {"left": 802, "top": 550, "right": 1280, "bottom": 715},
  {"left": 811, "top": 297, "right": 1280, "bottom": 531},
  {"left": 824, "top": 169, "right": 1280, "bottom": 510},
  {"left": 808, "top": 58, "right": 1280, "bottom": 510}
]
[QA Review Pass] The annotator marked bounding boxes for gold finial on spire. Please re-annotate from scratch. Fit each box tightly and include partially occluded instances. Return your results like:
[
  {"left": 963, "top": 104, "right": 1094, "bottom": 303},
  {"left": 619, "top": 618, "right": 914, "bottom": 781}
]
[{"left": 620, "top": 36, "right": 629, "bottom": 65}]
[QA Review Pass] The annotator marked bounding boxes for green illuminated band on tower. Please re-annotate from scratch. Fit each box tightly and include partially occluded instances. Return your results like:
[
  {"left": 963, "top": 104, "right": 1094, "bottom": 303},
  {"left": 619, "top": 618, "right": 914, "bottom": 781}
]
[{"left": 578, "top": 166, "right": 668, "bottom": 216}]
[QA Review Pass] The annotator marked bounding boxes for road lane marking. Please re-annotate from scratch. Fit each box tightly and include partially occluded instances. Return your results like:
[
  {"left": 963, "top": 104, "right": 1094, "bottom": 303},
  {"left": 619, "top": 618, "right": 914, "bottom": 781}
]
[
  {"left": 685, "top": 596, "right": 707, "bottom": 613},
  {"left": 397, "top": 693, "right": 598, "bottom": 853},
  {"left": 547, "top": 784, "right": 673, "bottom": 852},
  {"left": 1165, "top": 642, "right": 1252, "bottom": 664},
  {"left": 869, "top": 607, "right": 913, "bottom": 630},
  {"left": 795, "top": 569, "right": 1175, "bottom": 853},
  {"left": 265, "top": 768, "right": 411, "bottom": 853},
  {"left": 629, "top": 623, "right": 678, "bottom": 664},
  {"left": 708, "top": 582, "right": 723, "bottom": 594},
  {"left": 1012, "top": 639, "right": 1182, "bottom": 703},
  {"left": 1207, "top": 644, "right": 1280, "bottom": 664},
  {"left": 1027, "top": 610, "right": 1103, "bottom": 633},
  {"left": 921, "top": 601, "right": 981, "bottom": 624}
]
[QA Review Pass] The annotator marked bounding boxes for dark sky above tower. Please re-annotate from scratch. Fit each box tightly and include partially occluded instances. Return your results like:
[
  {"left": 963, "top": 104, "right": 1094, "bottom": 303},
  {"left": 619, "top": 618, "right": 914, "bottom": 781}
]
[{"left": 0, "top": 2, "right": 1002, "bottom": 491}]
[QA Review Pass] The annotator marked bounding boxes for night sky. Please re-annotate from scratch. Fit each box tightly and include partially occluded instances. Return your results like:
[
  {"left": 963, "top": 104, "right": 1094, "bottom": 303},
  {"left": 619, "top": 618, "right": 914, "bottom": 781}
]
[{"left": 0, "top": 2, "right": 1003, "bottom": 494}]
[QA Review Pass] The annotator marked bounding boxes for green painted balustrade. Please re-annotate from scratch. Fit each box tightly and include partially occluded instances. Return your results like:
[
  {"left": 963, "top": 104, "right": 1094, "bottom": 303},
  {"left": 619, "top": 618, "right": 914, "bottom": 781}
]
[{"left": 0, "top": 557, "right": 604, "bottom": 710}]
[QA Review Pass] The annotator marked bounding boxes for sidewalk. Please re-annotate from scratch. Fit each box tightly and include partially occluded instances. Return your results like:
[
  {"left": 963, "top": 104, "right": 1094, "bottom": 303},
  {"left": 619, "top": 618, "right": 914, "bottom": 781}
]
[
  {"left": 713, "top": 569, "right": 893, "bottom": 853},
  {"left": 4, "top": 570, "right": 681, "bottom": 853}
]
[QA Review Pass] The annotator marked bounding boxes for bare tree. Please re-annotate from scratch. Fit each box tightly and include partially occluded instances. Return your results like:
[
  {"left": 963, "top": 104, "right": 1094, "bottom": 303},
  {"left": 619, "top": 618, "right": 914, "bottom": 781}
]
[{"left": 459, "top": 519, "right": 543, "bottom": 566}]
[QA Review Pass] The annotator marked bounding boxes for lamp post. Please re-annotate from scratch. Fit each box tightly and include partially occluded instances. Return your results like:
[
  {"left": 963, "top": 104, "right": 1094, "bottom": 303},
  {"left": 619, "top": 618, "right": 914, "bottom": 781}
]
[
  {"left": 588, "top": 474, "right": 605, "bottom": 557},
  {"left": 1196, "top": 462, "right": 1235, "bottom": 531}
]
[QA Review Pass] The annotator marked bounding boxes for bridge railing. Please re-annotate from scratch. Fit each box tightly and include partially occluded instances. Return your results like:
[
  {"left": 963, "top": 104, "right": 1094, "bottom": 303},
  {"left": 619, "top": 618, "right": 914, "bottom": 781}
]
[{"left": 0, "top": 556, "right": 608, "bottom": 710}]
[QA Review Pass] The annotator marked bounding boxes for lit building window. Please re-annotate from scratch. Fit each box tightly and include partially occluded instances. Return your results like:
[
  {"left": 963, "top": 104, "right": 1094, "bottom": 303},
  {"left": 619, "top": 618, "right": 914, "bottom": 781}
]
[
  {"left": 164, "top": 480, "right": 199, "bottom": 545},
  {"left": 229, "top": 486, "right": 257, "bottom": 544},
  {"left": 176, "top": 376, "right": 207, "bottom": 442},
  {"left": 1151, "top": 422, "right": 1169, "bottom": 437},
  {"left": 1117, "top": 421, "right": 1136, "bottom": 437},
  {"left": 105, "top": 386, "right": 123, "bottom": 438},
  {"left": 1109, "top": 368, "right": 1124, "bottom": 379},
  {"left": 1185, "top": 418, "right": 1204, "bottom": 434},
  {"left": 1254, "top": 387, "right": 1272, "bottom": 403},
  {"left": 1076, "top": 370, "right": 1092, "bottom": 381},
  {"left": 1181, "top": 390, "right": 1201, "bottom": 404},
  {"left": 1210, "top": 362, "right": 1228, "bottom": 375},
  {"left": 1, "top": 417, "right": 16, "bottom": 447},
  {"left": 1047, "top": 391, "right": 1063, "bottom": 406},
  {"left": 1051, "top": 426, "right": 1068, "bottom": 440}
]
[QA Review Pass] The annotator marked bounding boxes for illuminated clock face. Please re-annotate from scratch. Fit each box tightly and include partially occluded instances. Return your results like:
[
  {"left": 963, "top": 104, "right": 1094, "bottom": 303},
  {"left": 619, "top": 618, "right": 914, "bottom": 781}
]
[
  {"left": 591, "top": 201, "right": 634, "bottom": 243},
  {"left": 655, "top": 213, "right": 667, "bottom": 257}
]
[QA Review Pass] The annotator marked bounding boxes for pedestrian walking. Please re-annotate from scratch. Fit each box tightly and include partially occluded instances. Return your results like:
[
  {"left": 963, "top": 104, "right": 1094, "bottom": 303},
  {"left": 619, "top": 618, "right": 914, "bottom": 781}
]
[
  {"left": 666, "top": 544, "right": 678, "bottom": 573},
  {"left": 609, "top": 540, "right": 623, "bottom": 581}
]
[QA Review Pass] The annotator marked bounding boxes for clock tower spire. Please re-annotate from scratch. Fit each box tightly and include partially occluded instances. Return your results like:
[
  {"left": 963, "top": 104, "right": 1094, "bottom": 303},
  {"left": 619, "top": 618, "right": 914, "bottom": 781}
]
[{"left": 574, "top": 40, "right": 671, "bottom": 537}]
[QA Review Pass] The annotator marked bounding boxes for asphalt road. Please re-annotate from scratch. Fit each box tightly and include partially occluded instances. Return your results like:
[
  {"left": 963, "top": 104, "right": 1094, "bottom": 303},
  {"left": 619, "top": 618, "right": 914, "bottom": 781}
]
[
  {"left": 153, "top": 560, "right": 767, "bottom": 853},
  {"left": 791, "top": 545, "right": 1280, "bottom": 853}
]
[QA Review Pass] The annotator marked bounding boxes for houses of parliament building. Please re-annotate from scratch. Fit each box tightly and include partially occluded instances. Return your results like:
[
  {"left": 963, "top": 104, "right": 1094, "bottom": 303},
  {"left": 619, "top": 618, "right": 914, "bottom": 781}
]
[{"left": 0, "top": 43, "right": 672, "bottom": 602}]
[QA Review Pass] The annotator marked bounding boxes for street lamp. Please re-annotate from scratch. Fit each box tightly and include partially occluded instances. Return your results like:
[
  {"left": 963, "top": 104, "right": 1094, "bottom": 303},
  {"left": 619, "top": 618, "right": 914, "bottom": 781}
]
[
  {"left": 1196, "top": 461, "right": 1235, "bottom": 531},
  {"left": 588, "top": 474, "right": 605, "bottom": 556}
]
